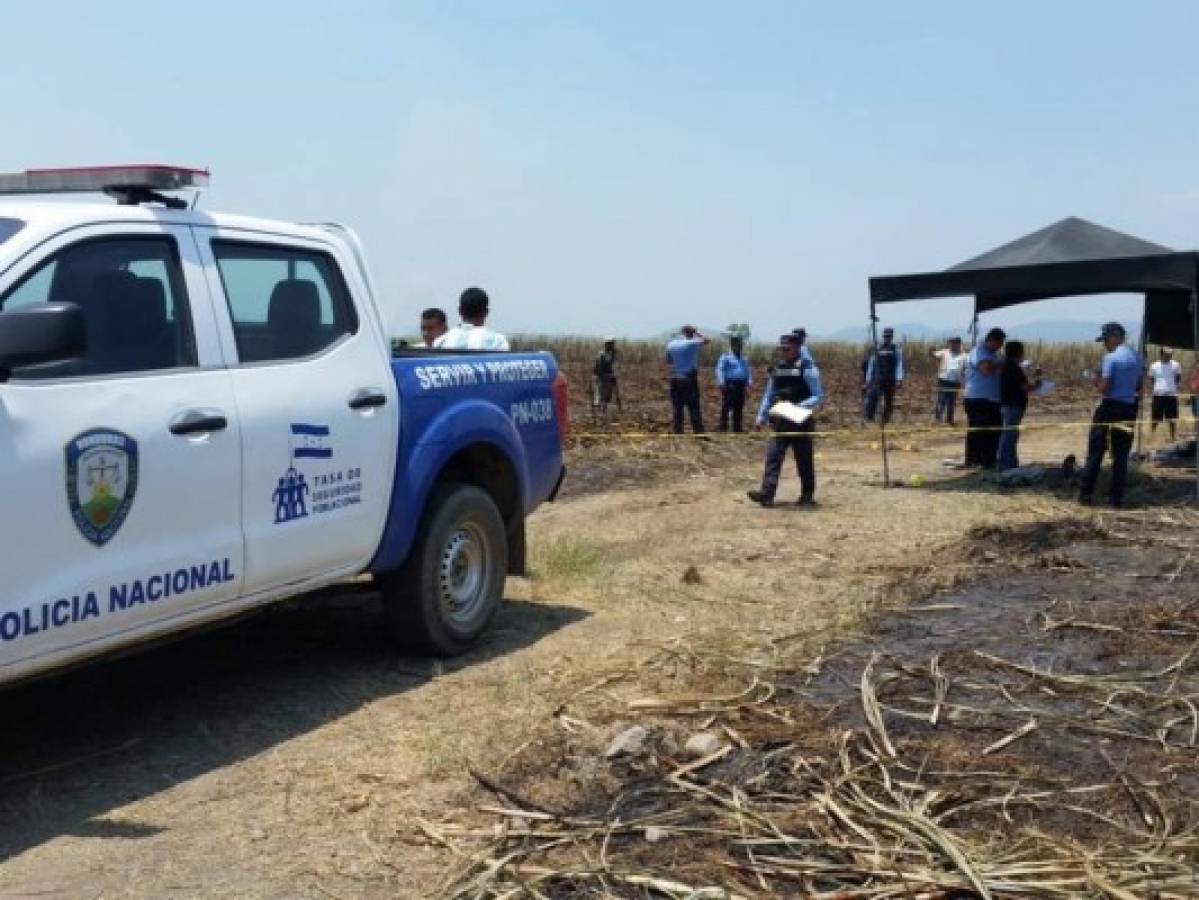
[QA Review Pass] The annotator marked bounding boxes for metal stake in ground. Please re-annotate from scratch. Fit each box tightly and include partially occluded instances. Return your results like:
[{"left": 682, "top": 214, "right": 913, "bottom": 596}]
[
  {"left": 1135, "top": 300, "right": 1150, "bottom": 457},
  {"left": 869, "top": 304, "right": 890, "bottom": 487},
  {"left": 1192, "top": 289, "right": 1198, "bottom": 505}
]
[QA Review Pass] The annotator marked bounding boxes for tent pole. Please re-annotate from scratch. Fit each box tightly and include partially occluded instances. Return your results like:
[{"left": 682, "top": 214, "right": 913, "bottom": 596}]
[
  {"left": 1135, "top": 296, "right": 1149, "bottom": 457},
  {"left": 870, "top": 304, "right": 890, "bottom": 487},
  {"left": 1192, "top": 289, "right": 1198, "bottom": 506},
  {"left": 969, "top": 297, "right": 980, "bottom": 469}
]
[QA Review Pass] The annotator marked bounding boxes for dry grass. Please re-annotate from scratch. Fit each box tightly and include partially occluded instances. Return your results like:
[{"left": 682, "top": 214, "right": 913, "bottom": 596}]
[
  {"left": 531, "top": 535, "right": 608, "bottom": 581},
  {"left": 2, "top": 411, "right": 1195, "bottom": 898},
  {"left": 420, "top": 514, "right": 1199, "bottom": 899}
]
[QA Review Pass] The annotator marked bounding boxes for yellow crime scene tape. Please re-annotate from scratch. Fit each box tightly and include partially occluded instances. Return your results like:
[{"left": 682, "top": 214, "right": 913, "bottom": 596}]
[{"left": 568, "top": 415, "right": 1181, "bottom": 442}]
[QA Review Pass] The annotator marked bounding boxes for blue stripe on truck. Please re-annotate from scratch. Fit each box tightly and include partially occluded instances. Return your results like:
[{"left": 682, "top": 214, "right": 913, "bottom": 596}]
[{"left": 367, "top": 352, "right": 565, "bottom": 574}]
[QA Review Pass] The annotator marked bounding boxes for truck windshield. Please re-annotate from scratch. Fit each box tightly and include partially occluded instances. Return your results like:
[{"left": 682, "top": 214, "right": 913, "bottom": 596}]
[{"left": 0, "top": 217, "right": 24, "bottom": 245}]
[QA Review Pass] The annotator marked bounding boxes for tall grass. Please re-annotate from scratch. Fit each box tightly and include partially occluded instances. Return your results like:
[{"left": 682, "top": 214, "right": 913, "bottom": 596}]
[
  {"left": 511, "top": 334, "right": 1175, "bottom": 378},
  {"left": 510, "top": 334, "right": 1197, "bottom": 432}
]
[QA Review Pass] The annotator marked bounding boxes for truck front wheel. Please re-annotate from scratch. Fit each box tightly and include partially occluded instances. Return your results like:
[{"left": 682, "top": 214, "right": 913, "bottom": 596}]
[{"left": 380, "top": 484, "right": 508, "bottom": 655}]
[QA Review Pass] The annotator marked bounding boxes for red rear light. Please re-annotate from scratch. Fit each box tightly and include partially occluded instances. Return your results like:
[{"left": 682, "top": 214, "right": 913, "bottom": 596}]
[{"left": 552, "top": 371, "right": 570, "bottom": 443}]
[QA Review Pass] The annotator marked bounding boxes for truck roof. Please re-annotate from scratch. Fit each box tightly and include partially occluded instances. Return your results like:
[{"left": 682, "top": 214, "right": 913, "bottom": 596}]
[{"left": 0, "top": 199, "right": 340, "bottom": 246}]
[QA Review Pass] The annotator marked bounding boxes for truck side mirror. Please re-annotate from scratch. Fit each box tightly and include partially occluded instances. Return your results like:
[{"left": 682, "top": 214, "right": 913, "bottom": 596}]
[{"left": 0, "top": 303, "right": 86, "bottom": 382}]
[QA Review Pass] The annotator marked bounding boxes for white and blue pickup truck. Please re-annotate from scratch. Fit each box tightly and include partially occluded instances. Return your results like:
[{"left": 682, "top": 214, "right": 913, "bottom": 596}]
[{"left": 0, "top": 165, "right": 567, "bottom": 686}]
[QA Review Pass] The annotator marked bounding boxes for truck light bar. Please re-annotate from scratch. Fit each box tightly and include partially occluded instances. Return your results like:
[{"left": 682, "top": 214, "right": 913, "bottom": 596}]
[{"left": 0, "top": 165, "right": 209, "bottom": 209}]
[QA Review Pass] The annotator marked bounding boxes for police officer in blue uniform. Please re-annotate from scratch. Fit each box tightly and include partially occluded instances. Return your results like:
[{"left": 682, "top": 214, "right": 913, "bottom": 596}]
[
  {"left": 748, "top": 333, "right": 824, "bottom": 507},
  {"left": 1079, "top": 322, "right": 1142, "bottom": 508},
  {"left": 715, "top": 335, "right": 752, "bottom": 432},
  {"left": 792, "top": 327, "right": 816, "bottom": 365}
]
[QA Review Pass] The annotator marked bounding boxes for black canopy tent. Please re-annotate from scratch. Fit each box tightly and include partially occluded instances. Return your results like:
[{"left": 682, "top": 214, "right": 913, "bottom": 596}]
[
  {"left": 865, "top": 217, "right": 1199, "bottom": 500},
  {"left": 870, "top": 217, "right": 1199, "bottom": 348}
]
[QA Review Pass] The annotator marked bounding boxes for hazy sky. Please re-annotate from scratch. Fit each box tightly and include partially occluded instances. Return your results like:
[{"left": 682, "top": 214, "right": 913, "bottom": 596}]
[{"left": 7, "top": 1, "right": 1199, "bottom": 339}]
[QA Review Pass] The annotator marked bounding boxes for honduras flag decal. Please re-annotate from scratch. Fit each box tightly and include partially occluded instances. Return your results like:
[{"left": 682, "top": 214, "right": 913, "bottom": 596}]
[{"left": 290, "top": 423, "right": 332, "bottom": 459}]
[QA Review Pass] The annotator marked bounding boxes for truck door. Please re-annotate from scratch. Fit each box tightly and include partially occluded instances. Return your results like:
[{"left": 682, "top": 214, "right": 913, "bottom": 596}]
[
  {"left": 195, "top": 230, "right": 397, "bottom": 595},
  {"left": 0, "top": 224, "right": 243, "bottom": 681}
]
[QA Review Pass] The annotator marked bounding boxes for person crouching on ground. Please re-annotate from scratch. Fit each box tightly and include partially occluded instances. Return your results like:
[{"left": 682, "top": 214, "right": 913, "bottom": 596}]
[
  {"left": 716, "top": 335, "right": 752, "bottom": 432},
  {"left": 997, "top": 340, "right": 1042, "bottom": 471},
  {"left": 963, "top": 327, "right": 1006, "bottom": 468},
  {"left": 665, "top": 325, "right": 710, "bottom": 433},
  {"left": 747, "top": 333, "right": 823, "bottom": 507},
  {"left": 1079, "top": 322, "right": 1142, "bottom": 508}
]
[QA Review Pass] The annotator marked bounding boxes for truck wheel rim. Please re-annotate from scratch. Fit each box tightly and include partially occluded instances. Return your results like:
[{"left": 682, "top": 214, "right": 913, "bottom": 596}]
[{"left": 439, "top": 522, "right": 490, "bottom": 624}]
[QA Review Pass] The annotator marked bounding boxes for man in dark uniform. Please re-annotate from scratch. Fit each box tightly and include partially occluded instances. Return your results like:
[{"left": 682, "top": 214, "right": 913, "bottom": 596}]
[
  {"left": 592, "top": 337, "right": 620, "bottom": 423},
  {"left": 863, "top": 327, "right": 904, "bottom": 424},
  {"left": 747, "top": 333, "right": 824, "bottom": 507}
]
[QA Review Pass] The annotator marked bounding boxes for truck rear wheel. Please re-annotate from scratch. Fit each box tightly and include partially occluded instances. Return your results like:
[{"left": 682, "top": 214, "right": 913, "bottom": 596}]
[{"left": 380, "top": 484, "right": 508, "bottom": 655}]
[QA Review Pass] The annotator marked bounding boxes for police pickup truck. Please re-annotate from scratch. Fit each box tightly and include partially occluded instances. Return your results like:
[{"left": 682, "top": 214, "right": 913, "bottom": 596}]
[{"left": 0, "top": 165, "right": 567, "bottom": 686}]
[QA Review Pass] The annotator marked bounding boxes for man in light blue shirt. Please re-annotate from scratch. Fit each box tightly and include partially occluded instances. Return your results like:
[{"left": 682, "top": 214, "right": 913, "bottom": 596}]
[
  {"left": 665, "top": 325, "right": 710, "bottom": 433},
  {"left": 962, "top": 328, "right": 1005, "bottom": 468},
  {"left": 1080, "top": 322, "right": 1143, "bottom": 507},
  {"left": 792, "top": 327, "right": 817, "bottom": 365},
  {"left": 715, "top": 335, "right": 753, "bottom": 432},
  {"left": 747, "top": 333, "right": 824, "bottom": 507}
]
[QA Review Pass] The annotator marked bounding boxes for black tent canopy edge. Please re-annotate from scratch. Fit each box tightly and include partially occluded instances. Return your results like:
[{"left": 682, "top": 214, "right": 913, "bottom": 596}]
[{"left": 867, "top": 218, "right": 1199, "bottom": 350}]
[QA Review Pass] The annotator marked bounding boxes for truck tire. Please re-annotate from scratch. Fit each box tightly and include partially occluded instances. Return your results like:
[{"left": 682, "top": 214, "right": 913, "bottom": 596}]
[{"left": 380, "top": 484, "right": 508, "bottom": 655}]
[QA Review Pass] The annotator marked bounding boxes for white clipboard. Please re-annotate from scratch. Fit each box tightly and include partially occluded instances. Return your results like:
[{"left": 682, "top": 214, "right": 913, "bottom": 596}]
[{"left": 768, "top": 401, "right": 813, "bottom": 425}]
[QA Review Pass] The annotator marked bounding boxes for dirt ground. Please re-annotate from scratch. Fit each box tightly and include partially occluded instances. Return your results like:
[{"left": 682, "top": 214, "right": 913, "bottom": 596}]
[{"left": 0, "top": 418, "right": 1196, "bottom": 898}]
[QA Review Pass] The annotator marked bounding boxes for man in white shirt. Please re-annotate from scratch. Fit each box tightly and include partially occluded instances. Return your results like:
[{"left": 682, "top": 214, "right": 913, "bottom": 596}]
[
  {"left": 1149, "top": 346, "right": 1182, "bottom": 441},
  {"left": 929, "top": 336, "right": 966, "bottom": 425},
  {"left": 434, "top": 287, "right": 510, "bottom": 351}
]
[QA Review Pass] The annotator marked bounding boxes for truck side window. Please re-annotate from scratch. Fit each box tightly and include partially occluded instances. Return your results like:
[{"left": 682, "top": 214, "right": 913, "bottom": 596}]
[
  {"left": 0, "top": 237, "right": 196, "bottom": 380},
  {"left": 211, "top": 241, "right": 358, "bottom": 364}
]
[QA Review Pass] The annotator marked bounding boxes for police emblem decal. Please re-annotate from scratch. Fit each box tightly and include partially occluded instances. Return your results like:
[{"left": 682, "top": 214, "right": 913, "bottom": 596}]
[
  {"left": 272, "top": 423, "right": 331, "bottom": 525},
  {"left": 65, "top": 429, "right": 139, "bottom": 547}
]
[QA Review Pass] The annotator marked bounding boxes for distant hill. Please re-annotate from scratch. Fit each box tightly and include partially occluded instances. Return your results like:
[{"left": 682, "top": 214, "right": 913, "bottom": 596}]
[
  {"left": 652, "top": 326, "right": 729, "bottom": 341},
  {"left": 818, "top": 322, "right": 942, "bottom": 343},
  {"left": 817, "top": 320, "right": 1139, "bottom": 345}
]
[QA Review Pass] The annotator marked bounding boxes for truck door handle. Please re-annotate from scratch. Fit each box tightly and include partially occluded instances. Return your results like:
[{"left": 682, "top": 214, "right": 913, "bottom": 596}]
[
  {"left": 169, "top": 410, "right": 228, "bottom": 436},
  {"left": 348, "top": 389, "right": 387, "bottom": 410}
]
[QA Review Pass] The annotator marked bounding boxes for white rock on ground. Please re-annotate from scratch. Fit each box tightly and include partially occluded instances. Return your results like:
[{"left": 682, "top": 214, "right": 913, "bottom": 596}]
[
  {"left": 684, "top": 731, "right": 724, "bottom": 758},
  {"left": 605, "top": 725, "right": 650, "bottom": 758}
]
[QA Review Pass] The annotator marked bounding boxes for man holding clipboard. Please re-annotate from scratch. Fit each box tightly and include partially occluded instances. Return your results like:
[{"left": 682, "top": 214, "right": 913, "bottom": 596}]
[{"left": 747, "top": 333, "right": 824, "bottom": 507}]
